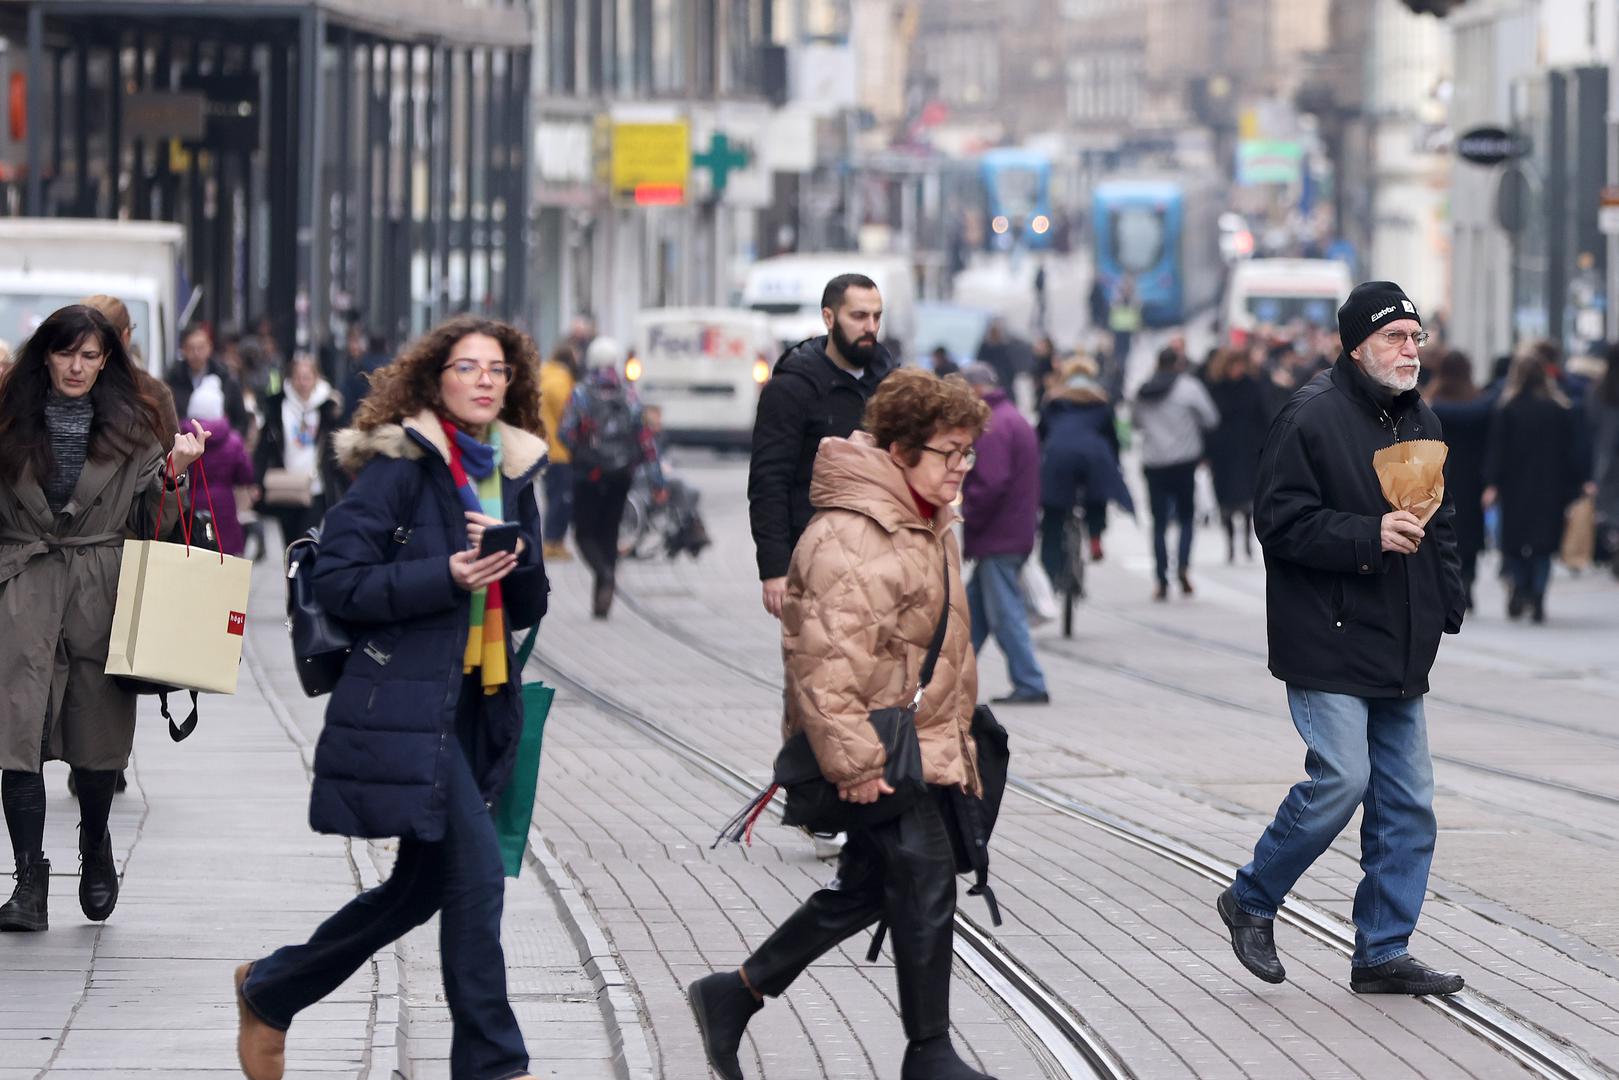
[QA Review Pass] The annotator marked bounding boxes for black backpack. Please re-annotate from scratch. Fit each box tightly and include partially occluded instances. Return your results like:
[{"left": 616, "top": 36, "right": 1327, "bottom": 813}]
[{"left": 570, "top": 386, "right": 640, "bottom": 476}]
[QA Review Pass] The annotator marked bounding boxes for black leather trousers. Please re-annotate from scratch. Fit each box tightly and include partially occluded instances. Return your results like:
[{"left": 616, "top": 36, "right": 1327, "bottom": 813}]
[{"left": 742, "top": 788, "right": 957, "bottom": 1041}]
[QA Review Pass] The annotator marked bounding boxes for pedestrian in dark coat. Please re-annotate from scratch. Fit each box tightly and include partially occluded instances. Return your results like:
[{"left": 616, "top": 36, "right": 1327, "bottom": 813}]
[
  {"left": 959, "top": 363, "right": 1049, "bottom": 704},
  {"left": 166, "top": 324, "right": 250, "bottom": 435},
  {"left": 1221, "top": 282, "right": 1468, "bottom": 999},
  {"left": 253, "top": 354, "right": 343, "bottom": 547},
  {"left": 235, "top": 315, "right": 548, "bottom": 1080},
  {"left": 748, "top": 274, "right": 894, "bottom": 618},
  {"left": 1426, "top": 350, "right": 1493, "bottom": 608},
  {"left": 0, "top": 305, "right": 208, "bottom": 933},
  {"left": 1589, "top": 346, "right": 1619, "bottom": 568},
  {"left": 1484, "top": 349, "right": 1590, "bottom": 622},
  {"left": 1204, "top": 348, "right": 1271, "bottom": 562}
]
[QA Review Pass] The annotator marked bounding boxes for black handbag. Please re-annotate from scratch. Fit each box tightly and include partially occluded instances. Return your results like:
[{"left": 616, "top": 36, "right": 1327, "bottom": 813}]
[
  {"left": 715, "top": 558, "right": 953, "bottom": 846},
  {"left": 284, "top": 527, "right": 354, "bottom": 697}
]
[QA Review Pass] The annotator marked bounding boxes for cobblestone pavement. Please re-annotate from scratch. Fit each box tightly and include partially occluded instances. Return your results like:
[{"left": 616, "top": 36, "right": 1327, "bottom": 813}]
[
  {"left": 527, "top": 452, "right": 1619, "bottom": 1079},
  {"left": 1, "top": 554, "right": 630, "bottom": 1079}
]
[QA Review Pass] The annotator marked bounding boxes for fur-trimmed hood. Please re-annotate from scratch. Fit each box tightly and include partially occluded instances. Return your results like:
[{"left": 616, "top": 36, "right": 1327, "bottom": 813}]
[{"left": 332, "top": 409, "right": 548, "bottom": 482}]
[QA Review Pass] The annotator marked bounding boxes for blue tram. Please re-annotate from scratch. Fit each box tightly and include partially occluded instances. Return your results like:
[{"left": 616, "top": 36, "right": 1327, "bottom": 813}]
[{"left": 1091, "top": 176, "right": 1223, "bottom": 326}]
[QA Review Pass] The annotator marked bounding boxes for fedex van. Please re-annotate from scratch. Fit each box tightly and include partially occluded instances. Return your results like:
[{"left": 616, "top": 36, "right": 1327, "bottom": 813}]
[
  {"left": 740, "top": 254, "right": 917, "bottom": 360},
  {"left": 630, "top": 308, "right": 777, "bottom": 447},
  {"left": 1223, "top": 258, "right": 1353, "bottom": 345}
]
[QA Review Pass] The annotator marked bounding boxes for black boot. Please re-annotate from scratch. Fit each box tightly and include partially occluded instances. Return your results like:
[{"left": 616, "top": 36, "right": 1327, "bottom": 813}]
[
  {"left": 1531, "top": 593, "right": 1546, "bottom": 624},
  {"left": 0, "top": 854, "right": 50, "bottom": 932},
  {"left": 687, "top": 971, "right": 763, "bottom": 1080},
  {"left": 1217, "top": 887, "right": 1285, "bottom": 983},
  {"left": 78, "top": 827, "right": 118, "bottom": 922},
  {"left": 901, "top": 1034, "right": 995, "bottom": 1080},
  {"left": 591, "top": 572, "right": 615, "bottom": 619},
  {"left": 1507, "top": 585, "right": 1526, "bottom": 620}
]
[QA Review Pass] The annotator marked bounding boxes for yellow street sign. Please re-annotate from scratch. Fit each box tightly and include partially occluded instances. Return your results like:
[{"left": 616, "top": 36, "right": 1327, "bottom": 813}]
[{"left": 610, "top": 121, "right": 690, "bottom": 205}]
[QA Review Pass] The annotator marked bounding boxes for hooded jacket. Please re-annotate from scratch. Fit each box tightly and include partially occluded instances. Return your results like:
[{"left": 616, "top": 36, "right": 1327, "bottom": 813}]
[
  {"left": 781, "top": 438, "right": 980, "bottom": 794},
  {"left": 960, "top": 388, "right": 1041, "bottom": 559},
  {"left": 748, "top": 336, "right": 895, "bottom": 580},
  {"left": 1256, "top": 357, "right": 1465, "bottom": 699},
  {"left": 310, "top": 411, "right": 548, "bottom": 840},
  {"left": 1132, "top": 369, "right": 1220, "bottom": 468},
  {"left": 254, "top": 384, "right": 344, "bottom": 504},
  {"left": 1038, "top": 381, "right": 1133, "bottom": 514}
]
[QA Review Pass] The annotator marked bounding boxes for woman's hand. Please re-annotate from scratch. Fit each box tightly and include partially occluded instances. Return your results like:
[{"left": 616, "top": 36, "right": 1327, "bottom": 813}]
[
  {"left": 170, "top": 419, "right": 210, "bottom": 474},
  {"left": 837, "top": 777, "right": 895, "bottom": 805},
  {"left": 465, "top": 510, "right": 525, "bottom": 557},
  {"left": 449, "top": 548, "right": 519, "bottom": 592}
]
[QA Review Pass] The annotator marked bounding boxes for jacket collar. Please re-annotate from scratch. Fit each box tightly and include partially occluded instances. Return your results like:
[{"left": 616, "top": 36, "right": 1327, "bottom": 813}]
[
  {"left": 1332, "top": 353, "right": 1422, "bottom": 419},
  {"left": 331, "top": 409, "right": 549, "bottom": 482},
  {"left": 809, "top": 437, "right": 959, "bottom": 536},
  {"left": 777, "top": 335, "right": 896, "bottom": 386}
]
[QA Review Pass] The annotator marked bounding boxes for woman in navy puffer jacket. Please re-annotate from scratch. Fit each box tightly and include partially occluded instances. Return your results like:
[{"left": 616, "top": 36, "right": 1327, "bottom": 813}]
[{"left": 235, "top": 316, "right": 549, "bottom": 1080}]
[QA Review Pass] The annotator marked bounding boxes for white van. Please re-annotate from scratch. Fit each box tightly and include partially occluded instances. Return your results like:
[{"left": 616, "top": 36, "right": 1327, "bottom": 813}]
[
  {"left": 0, "top": 219, "right": 186, "bottom": 375},
  {"left": 1223, "top": 258, "right": 1353, "bottom": 345},
  {"left": 740, "top": 254, "right": 917, "bottom": 362},
  {"left": 630, "top": 308, "right": 777, "bottom": 447}
]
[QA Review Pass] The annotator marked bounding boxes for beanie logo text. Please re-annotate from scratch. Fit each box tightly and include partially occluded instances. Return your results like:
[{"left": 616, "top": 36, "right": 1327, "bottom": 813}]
[
  {"left": 1402, "top": 300, "right": 1416, "bottom": 313},
  {"left": 1371, "top": 305, "right": 1397, "bottom": 322}
]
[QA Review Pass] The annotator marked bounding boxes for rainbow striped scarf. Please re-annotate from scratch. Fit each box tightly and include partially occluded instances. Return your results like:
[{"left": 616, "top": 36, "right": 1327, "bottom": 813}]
[{"left": 442, "top": 418, "right": 507, "bottom": 694}]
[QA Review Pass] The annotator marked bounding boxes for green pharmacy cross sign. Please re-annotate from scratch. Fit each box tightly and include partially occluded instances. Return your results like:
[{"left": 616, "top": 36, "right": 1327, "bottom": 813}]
[{"left": 693, "top": 131, "right": 752, "bottom": 197}]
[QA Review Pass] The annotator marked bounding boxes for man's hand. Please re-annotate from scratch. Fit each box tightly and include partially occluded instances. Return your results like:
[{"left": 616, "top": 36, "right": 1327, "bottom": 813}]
[
  {"left": 761, "top": 577, "right": 787, "bottom": 619},
  {"left": 1380, "top": 510, "right": 1425, "bottom": 555},
  {"left": 837, "top": 777, "right": 895, "bottom": 805}
]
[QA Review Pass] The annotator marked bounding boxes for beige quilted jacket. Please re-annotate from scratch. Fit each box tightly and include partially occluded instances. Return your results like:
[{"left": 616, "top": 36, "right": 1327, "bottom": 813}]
[{"left": 780, "top": 438, "right": 981, "bottom": 795}]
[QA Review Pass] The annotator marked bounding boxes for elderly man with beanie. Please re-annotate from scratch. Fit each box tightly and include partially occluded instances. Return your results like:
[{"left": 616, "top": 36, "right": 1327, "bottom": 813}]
[
  {"left": 959, "top": 363, "right": 1049, "bottom": 705},
  {"left": 1217, "top": 281, "right": 1468, "bottom": 997}
]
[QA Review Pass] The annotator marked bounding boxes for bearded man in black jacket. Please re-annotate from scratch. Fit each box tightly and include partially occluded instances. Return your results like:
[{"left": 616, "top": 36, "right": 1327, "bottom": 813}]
[
  {"left": 748, "top": 274, "right": 895, "bottom": 618},
  {"left": 1217, "top": 281, "right": 1469, "bottom": 997}
]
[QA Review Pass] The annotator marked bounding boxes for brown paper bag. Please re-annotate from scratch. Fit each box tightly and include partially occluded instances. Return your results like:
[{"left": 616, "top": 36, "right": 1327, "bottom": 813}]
[
  {"left": 105, "top": 538, "right": 253, "bottom": 694},
  {"left": 1561, "top": 495, "right": 1597, "bottom": 570},
  {"left": 1372, "top": 439, "right": 1449, "bottom": 526}
]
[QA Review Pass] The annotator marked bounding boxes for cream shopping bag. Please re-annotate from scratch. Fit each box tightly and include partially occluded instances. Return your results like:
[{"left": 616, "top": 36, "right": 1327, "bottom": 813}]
[{"left": 105, "top": 462, "right": 253, "bottom": 695}]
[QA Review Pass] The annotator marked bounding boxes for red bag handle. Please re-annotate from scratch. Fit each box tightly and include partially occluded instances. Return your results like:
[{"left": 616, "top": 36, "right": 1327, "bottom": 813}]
[{"left": 152, "top": 453, "right": 223, "bottom": 564}]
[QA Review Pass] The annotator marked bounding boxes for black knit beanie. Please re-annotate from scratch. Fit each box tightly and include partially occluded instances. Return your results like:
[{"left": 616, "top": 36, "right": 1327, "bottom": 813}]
[{"left": 1338, "top": 281, "right": 1421, "bottom": 356}]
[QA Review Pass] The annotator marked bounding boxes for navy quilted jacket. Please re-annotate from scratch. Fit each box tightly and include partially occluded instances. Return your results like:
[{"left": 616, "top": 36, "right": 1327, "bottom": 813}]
[{"left": 308, "top": 410, "right": 549, "bottom": 841}]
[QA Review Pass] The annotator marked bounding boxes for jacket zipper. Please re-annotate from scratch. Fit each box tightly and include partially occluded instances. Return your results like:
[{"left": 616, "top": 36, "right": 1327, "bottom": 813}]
[{"left": 1380, "top": 407, "right": 1417, "bottom": 697}]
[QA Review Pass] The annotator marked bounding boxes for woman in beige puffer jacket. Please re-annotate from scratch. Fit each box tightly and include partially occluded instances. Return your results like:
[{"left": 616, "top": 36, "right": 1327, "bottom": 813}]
[{"left": 689, "top": 370, "right": 999, "bottom": 1080}]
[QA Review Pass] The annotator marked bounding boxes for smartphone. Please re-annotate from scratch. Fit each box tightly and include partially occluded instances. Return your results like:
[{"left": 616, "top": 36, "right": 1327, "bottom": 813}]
[{"left": 479, "top": 522, "right": 522, "bottom": 557}]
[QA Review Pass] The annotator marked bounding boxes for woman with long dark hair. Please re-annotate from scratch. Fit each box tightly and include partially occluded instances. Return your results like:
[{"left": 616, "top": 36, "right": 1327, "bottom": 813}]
[
  {"left": 0, "top": 305, "right": 208, "bottom": 932},
  {"left": 234, "top": 315, "right": 548, "bottom": 1080},
  {"left": 1485, "top": 347, "right": 1589, "bottom": 622},
  {"left": 1426, "top": 350, "right": 1494, "bottom": 609}
]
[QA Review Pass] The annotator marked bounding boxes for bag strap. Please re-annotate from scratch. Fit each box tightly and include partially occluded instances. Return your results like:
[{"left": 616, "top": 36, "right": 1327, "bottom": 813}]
[
  {"left": 912, "top": 551, "right": 952, "bottom": 708},
  {"left": 513, "top": 623, "right": 541, "bottom": 670},
  {"left": 161, "top": 690, "right": 201, "bottom": 742}
]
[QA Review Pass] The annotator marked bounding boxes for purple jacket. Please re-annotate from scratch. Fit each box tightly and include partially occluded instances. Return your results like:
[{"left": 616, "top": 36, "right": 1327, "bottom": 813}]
[
  {"left": 195, "top": 419, "right": 256, "bottom": 556},
  {"left": 960, "top": 389, "right": 1041, "bottom": 559}
]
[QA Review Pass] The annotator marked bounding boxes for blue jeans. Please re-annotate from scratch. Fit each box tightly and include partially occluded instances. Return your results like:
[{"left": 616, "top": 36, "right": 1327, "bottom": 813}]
[
  {"left": 242, "top": 680, "right": 529, "bottom": 1079},
  {"left": 1502, "top": 552, "right": 1551, "bottom": 598},
  {"left": 1232, "top": 687, "right": 1436, "bottom": 967},
  {"left": 1144, "top": 461, "right": 1197, "bottom": 586},
  {"left": 542, "top": 461, "right": 574, "bottom": 543},
  {"left": 967, "top": 554, "right": 1048, "bottom": 698}
]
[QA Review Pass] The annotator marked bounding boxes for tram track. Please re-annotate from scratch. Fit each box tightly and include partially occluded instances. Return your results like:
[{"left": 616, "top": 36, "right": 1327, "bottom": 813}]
[{"left": 604, "top": 580, "right": 1612, "bottom": 1080}]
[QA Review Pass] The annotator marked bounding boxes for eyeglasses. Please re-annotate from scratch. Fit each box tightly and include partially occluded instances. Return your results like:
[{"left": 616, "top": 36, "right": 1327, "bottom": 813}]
[
  {"left": 441, "top": 359, "right": 514, "bottom": 385},
  {"left": 1378, "top": 330, "right": 1431, "bottom": 348},
  {"left": 920, "top": 445, "right": 976, "bottom": 470}
]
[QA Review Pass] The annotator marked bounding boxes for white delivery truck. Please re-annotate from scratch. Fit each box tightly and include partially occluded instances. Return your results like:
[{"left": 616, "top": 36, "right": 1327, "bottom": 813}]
[
  {"left": 0, "top": 219, "right": 187, "bottom": 375},
  {"left": 630, "top": 307, "right": 778, "bottom": 447},
  {"left": 740, "top": 253, "right": 918, "bottom": 361},
  {"left": 1223, "top": 257, "right": 1353, "bottom": 346}
]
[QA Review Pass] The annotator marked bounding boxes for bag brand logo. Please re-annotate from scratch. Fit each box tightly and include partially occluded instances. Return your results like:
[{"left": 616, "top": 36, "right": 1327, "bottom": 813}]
[
  {"left": 227, "top": 611, "right": 246, "bottom": 636},
  {"left": 1371, "top": 305, "right": 1397, "bottom": 322}
]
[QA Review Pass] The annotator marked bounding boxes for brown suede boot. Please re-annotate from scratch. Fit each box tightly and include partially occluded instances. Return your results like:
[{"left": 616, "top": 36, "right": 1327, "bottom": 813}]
[{"left": 235, "top": 963, "right": 286, "bottom": 1080}]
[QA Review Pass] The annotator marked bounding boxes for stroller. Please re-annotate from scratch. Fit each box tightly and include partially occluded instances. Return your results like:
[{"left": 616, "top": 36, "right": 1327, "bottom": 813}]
[{"left": 620, "top": 465, "right": 711, "bottom": 560}]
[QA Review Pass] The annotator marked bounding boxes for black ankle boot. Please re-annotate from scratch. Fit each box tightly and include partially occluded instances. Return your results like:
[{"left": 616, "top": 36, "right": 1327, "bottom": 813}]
[
  {"left": 78, "top": 828, "right": 118, "bottom": 922},
  {"left": 0, "top": 854, "right": 51, "bottom": 932},
  {"left": 901, "top": 1034, "right": 995, "bottom": 1080},
  {"left": 687, "top": 971, "right": 763, "bottom": 1080}
]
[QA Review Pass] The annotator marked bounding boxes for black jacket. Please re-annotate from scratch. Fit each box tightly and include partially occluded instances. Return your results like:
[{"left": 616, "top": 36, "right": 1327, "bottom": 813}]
[
  {"left": 253, "top": 390, "right": 345, "bottom": 505},
  {"left": 1485, "top": 394, "right": 1588, "bottom": 557},
  {"left": 165, "top": 359, "right": 250, "bottom": 435},
  {"left": 747, "top": 336, "right": 894, "bottom": 579},
  {"left": 1255, "top": 357, "right": 1465, "bottom": 699}
]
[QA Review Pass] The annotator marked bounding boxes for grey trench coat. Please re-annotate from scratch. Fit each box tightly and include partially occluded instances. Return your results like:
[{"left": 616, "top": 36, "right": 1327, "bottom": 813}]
[{"left": 0, "top": 441, "right": 168, "bottom": 771}]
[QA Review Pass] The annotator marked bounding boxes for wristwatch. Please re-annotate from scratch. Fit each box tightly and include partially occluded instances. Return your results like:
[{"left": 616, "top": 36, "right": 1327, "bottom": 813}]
[{"left": 163, "top": 470, "right": 189, "bottom": 491}]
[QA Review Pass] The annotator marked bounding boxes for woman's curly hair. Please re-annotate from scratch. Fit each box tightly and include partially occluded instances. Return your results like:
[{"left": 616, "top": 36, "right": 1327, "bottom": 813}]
[
  {"left": 863, "top": 368, "right": 990, "bottom": 463},
  {"left": 352, "top": 315, "right": 543, "bottom": 433}
]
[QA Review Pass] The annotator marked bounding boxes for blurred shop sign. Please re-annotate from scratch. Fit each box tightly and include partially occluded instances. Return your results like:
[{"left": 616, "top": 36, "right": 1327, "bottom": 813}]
[
  {"left": 535, "top": 113, "right": 597, "bottom": 207},
  {"left": 689, "top": 105, "right": 770, "bottom": 208},
  {"left": 611, "top": 112, "right": 690, "bottom": 206},
  {"left": 123, "top": 91, "right": 207, "bottom": 142},
  {"left": 179, "top": 75, "right": 259, "bottom": 152},
  {"left": 1457, "top": 126, "right": 1528, "bottom": 166},
  {"left": 1237, "top": 139, "right": 1304, "bottom": 186}
]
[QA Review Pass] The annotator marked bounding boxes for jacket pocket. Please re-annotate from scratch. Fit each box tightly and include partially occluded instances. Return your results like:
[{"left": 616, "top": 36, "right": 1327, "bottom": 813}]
[{"left": 1329, "top": 578, "right": 1350, "bottom": 631}]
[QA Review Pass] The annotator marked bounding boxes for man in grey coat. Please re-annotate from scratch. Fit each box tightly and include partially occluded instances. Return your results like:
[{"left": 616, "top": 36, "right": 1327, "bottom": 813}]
[{"left": 1132, "top": 346, "right": 1219, "bottom": 599}]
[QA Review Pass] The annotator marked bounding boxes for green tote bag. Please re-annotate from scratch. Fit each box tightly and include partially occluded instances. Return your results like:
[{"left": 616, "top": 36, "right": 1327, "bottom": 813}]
[{"left": 494, "top": 624, "right": 554, "bottom": 878}]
